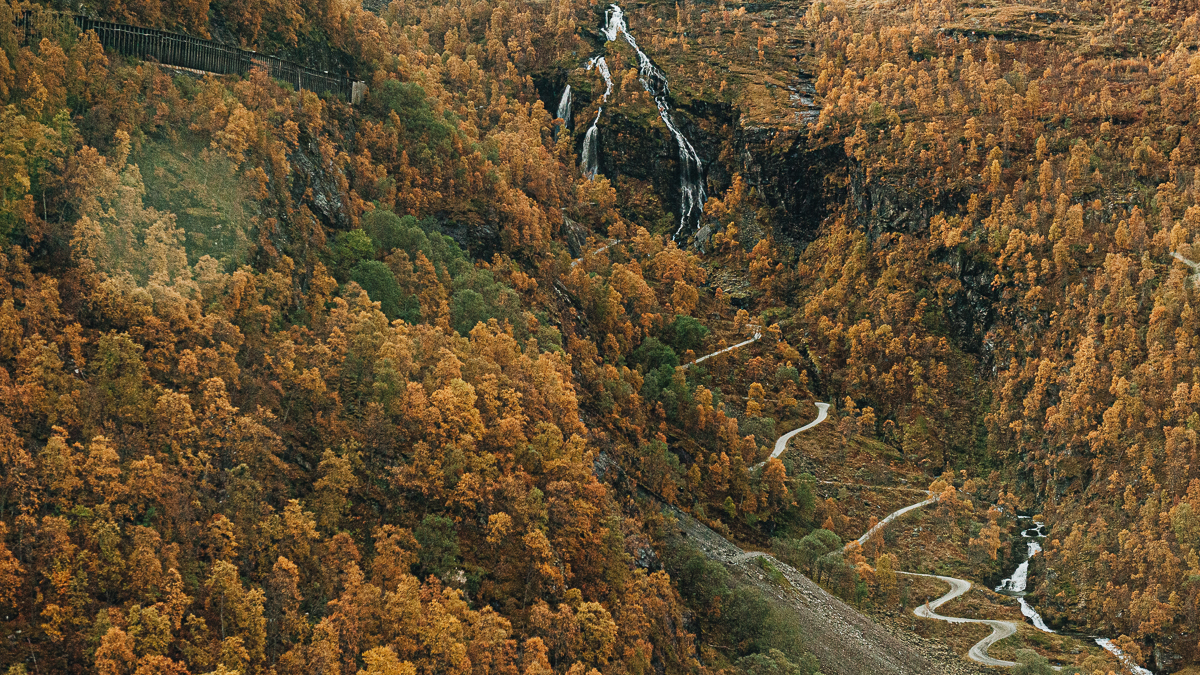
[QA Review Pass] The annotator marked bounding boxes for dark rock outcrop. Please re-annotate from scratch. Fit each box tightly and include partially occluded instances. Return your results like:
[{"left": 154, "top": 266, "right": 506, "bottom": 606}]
[
  {"left": 735, "top": 124, "right": 844, "bottom": 245},
  {"left": 844, "top": 167, "right": 998, "bottom": 359},
  {"left": 438, "top": 218, "right": 502, "bottom": 262},
  {"left": 288, "top": 136, "right": 349, "bottom": 229},
  {"left": 562, "top": 215, "right": 591, "bottom": 258},
  {"left": 1154, "top": 644, "right": 1184, "bottom": 672}
]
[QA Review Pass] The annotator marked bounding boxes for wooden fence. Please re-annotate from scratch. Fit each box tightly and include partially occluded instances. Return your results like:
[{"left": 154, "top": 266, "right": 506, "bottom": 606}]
[{"left": 15, "top": 10, "right": 366, "bottom": 104}]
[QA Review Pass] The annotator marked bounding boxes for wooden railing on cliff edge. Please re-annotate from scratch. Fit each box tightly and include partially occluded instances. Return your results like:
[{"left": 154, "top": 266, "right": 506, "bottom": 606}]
[{"left": 15, "top": 10, "right": 366, "bottom": 104}]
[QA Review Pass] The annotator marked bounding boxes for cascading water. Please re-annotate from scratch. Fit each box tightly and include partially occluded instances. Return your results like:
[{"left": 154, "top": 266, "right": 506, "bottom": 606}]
[
  {"left": 1095, "top": 639, "right": 1154, "bottom": 675},
  {"left": 995, "top": 523, "right": 1054, "bottom": 633},
  {"left": 555, "top": 84, "right": 572, "bottom": 139},
  {"left": 581, "top": 57, "right": 613, "bottom": 179},
  {"left": 597, "top": 4, "right": 707, "bottom": 240},
  {"left": 996, "top": 521, "right": 1154, "bottom": 675}
]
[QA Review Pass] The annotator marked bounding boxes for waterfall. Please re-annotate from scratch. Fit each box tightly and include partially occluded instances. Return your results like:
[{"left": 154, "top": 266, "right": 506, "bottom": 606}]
[
  {"left": 555, "top": 84, "right": 572, "bottom": 139},
  {"left": 598, "top": 3, "right": 706, "bottom": 240},
  {"left": 557, "top": 84, "right": 573, "bottom": 124},
  {"left": 996, "top": 523, "right": 1055, "bottom": 634},
  {"left": 996, "top": 521, "right": 1155, "bottom": 675},
  {"left": 580, "top": 57, "right": 613, "bottom": 179},
  {"left": 581, "top": 109, "right": 602, "bottom": 179}
]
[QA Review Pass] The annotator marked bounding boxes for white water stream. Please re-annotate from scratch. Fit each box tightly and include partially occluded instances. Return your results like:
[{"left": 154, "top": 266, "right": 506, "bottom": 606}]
[
  {"left": 1095, "top": 638, "right": 1154, "bottom": 675},
  {"left": 995, "top": 523, "right": 1056, "bottom": 633},
  {"left": 555, "top": 84, "right": 573, "bottom": 137},
  {"left": 581, "top": 56, "right": 613, "bottom": 179},
  {"left": 579, "top": 4, "right": 707, "bottom": 239},
  {"left": 994, "top": 521, "right": 1154, "bottom": 674}
]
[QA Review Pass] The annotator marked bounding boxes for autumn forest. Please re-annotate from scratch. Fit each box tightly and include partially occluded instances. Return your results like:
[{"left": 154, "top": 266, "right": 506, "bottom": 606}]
[{"left": 0, "top": 0, "right": 1198, "bottom": 672}]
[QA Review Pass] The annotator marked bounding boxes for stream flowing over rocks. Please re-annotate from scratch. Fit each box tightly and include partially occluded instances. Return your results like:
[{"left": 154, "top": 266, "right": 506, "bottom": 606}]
[
  {"left": 579, "top": 4, "right": 707, "bottom": 239},
  {"left": 995, "top": 520, "right": 1055, "bottom": 633},
  {"left": 994, "top": 518, "right": 1154, "bottom": 674}
]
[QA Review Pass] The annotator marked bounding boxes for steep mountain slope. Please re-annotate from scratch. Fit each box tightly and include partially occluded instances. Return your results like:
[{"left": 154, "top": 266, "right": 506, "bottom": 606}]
[{"left": 2, "top": 0, "right": 1200, "bottom": 672}]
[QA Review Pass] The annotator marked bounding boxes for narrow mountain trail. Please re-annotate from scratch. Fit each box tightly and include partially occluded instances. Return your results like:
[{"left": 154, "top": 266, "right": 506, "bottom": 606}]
[
  {"left": 902, "top": 572, "right": 1023, "bottom": 667},
  {"left": 849, "top": 492, "right": 938, "bottom": 549},
  {"left": 683, "top": 330, "right": 763, "bottom": 368},
  {"left": 569, "top": 239, "right": 621, "bottom": 268},
  {"left": 749, "top": 402, "right": 829, "bottom": 470},
  {"left": 1171, "top": 250, "right": 1200, "bottom": 282}
]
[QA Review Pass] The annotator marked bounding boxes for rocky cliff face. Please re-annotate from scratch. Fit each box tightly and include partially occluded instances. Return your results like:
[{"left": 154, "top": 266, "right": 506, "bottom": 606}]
[
  {"left": 539, "top": 55, "right": 1000, "bottom": 358},
  {"left": 845, "top": 168, "right": 998, "bottom": 360},
  {"left": 735, "top": 122, "right": 844, "bottom": 246},
  {"left": 541, "top": 77, "right": 840, "bottom": 242}
]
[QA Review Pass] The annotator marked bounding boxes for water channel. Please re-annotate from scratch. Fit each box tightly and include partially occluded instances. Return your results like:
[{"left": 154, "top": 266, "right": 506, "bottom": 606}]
[{"left": 997, "top": 517, "right": 1153, "bottom": 674}]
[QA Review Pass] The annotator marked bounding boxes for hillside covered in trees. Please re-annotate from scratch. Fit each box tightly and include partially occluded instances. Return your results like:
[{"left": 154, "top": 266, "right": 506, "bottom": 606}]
[{"left": 0, "top": 0, "right": 1198, "bottom": 672}]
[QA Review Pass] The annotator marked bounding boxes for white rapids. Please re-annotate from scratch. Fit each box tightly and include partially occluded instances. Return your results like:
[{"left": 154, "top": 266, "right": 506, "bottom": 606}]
[
  {"left": 1095, "top": 638, "right": 1154, "bottom": 675},
  {"left": 581, "top": 4, "right": 707, "bottom": 239},
  {"left": 992, "top": 521, "right": 1154, "bottom": 674},
  {"left": 995, "top": 523, "right": 1056, "bottom": 634}
]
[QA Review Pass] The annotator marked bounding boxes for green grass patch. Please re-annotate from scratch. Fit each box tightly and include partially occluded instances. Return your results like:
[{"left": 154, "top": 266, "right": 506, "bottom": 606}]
[{"left": 135, "top": 139, "right": 256, "bottom": 269}]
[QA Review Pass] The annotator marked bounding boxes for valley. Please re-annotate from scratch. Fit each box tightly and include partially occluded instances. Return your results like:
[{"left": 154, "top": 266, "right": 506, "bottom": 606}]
[{"left": 0, "top": 0, "right": 1198, "bottom": 672}]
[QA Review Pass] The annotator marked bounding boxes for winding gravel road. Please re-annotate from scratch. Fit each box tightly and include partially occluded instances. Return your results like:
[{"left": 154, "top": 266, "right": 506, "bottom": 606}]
[
  {"left": 901, "top": 572, "right": 1022, "bottom": 667},
  {"left": 850, "top": 492, "right": 938, "bottom": 548},
  {"left": 749, "top": 402, "right": 829, "bottom": 470},
  {"left": 570, "top": 239, "right": 621, "bottom": 268},
  {"left": 852, "top": 492, "right": 1032, "bottom": 668},
  {"left": 683, "top": 330, "right": 763, "bottom": 368}
]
